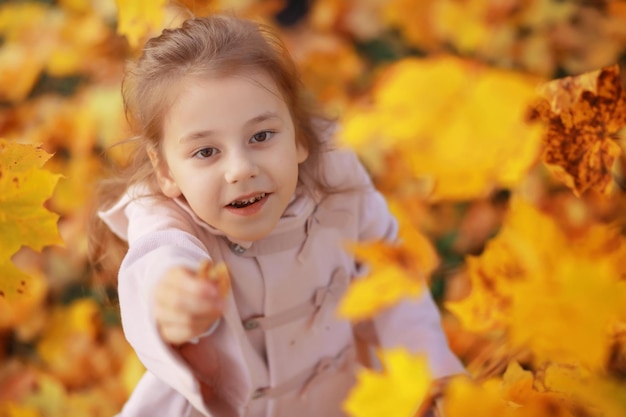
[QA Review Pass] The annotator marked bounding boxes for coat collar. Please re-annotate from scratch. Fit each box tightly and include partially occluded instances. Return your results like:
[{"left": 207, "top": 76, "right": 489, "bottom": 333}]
[
  {"left": 100, "top": 183, "right": 318, "bottom": 254},
  {"left": 172, "top": 185, "right": 317, "bottom": 254}
]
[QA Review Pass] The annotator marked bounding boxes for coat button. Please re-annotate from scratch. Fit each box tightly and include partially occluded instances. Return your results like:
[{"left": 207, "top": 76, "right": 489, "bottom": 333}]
[
  {"left": 252, "top": 388, "right": 266, "bottom": 399},
  {"left": 229, "top": 243, "right": 246, "bottom": 254},
  {"left": 243, "top": 319, "right": 260, "bottom": 330}
]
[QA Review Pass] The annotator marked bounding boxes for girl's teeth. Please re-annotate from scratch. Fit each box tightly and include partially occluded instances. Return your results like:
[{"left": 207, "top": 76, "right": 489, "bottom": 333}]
[{"left": 231, "top": 193, "right": 265, "bottom": 207}]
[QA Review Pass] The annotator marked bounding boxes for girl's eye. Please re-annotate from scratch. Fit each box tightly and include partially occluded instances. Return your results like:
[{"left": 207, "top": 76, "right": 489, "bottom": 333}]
[
  {"left": 250, "top": 130, "right": 274, "bottom": 143},
  {"left": 193, "top": 147, "right": 218, "bottom": 159}
]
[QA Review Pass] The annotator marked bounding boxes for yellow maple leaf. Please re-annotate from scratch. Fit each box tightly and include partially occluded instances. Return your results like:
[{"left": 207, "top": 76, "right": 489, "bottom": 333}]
[
  {"left": 343, "top": 348, "right": 431, "bottom": 417},
  {"left": 0, "top": 139, "right": 62, "bottom": 300},
  {"left": 447, "top": 197, "right": 626, "bottom": 369},
  {"left": 529, "top": 64, "right": 626, "bottom": 196},
  {"left": 339, "top": 56, "right": 544, "bottom": 201},
  {"left": 338, "top": 203, "right": 433, "bottom": 321},
  {"left": 446, "top": 198, "right": 565, "bottom": 333},
  {"left": 338, "top": 260, "right": 423, "bottom": 321},
  {"left": 115, "top": 0, "right": 168, "bottom": 48}
]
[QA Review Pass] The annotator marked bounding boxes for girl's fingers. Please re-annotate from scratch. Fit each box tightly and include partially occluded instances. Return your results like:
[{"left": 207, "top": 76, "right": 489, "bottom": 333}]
[
  {"left": 163, "top": 267, "right": 220, "bottom": 297},
  {"left": 155, "top": 285, "right": 224, "bottom": 318},
  {"left": 155, "top": 268, "right": 223, "bottom": 314},
  {"left": 155, "top": 297, "right": 222, "bottom": 324},
  {"left": 154, "top": 266, "right": 226, "bottom": 344}
]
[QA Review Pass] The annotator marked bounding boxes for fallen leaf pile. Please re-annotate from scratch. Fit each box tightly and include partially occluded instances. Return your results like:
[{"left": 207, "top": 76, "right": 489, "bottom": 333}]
[{"left": 3, "top": 1, "right": 626, "bottom": 416}]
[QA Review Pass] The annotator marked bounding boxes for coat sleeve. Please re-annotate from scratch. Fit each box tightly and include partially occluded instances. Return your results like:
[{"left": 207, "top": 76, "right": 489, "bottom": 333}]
[
  {"left": 338, "top": 150, "right": 466, "bottom": 379},
  {"left": 320, "top": 148, "right": 398, "bottom": 242},
  {"left": 102, "top": 195, "right": 216, "bottom": 416},
  {"left": 372, "top": 295, "right": 466, "bottom": 378},
  {"left": 115, "top": 371, "right": 197, "bottom": 417}
]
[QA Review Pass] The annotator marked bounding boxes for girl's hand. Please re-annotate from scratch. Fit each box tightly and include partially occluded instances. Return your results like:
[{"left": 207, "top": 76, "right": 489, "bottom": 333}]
[{"left": 154, "top": 263, "right": 228, "bottom": 345}]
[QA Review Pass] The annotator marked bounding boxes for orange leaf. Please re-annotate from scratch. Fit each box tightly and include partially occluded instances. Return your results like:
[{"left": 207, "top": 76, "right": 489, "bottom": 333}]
[
  {"left": 115, "top": 0, "right": 167, "bottom": 48},
  {"left": 36, "top": 299, "right": 101, "bottom": 387}
]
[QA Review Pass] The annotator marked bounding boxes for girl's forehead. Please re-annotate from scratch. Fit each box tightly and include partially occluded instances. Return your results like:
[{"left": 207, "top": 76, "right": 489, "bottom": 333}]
[
  {"left": 175, "top": 70, "right": 287, "bottom": 105},
  {"left": 162, "top": 69, "right": 293, "bottom": 135},
  {"left": 184, "top": 69, "right": 280, "bottom": 90}
]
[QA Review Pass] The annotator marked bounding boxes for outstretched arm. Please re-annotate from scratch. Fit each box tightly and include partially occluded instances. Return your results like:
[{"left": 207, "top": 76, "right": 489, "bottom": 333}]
[{"left": 154, "top": 265, "right": 224, "bottom": 345}]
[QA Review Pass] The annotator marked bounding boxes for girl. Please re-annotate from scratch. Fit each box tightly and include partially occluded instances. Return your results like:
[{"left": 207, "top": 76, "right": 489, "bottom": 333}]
[{"left": 93, "top": 13, "right": 465, "bottom": 417}]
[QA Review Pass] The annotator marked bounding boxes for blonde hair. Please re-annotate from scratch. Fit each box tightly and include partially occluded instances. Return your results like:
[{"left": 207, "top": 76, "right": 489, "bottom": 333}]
[{"left": 89, "top": 14, "right": 334, "bottom": 283}]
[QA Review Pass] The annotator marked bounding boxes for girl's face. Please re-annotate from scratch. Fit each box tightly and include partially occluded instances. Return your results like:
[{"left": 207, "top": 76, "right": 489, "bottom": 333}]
[{"left": 152, "top": 71, "right": 308, "bottom": 242}]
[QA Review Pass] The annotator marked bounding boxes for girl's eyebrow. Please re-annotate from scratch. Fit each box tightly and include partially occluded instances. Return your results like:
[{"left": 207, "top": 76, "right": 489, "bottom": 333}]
[
  {"left": 178, "top": 111, "right": 281, "bottom": 144},
  {"left": 246, "top": 111, "right": 281, "bottom": 126}
]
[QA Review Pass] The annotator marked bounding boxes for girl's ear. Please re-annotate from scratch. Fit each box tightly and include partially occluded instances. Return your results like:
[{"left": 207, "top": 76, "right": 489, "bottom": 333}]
[
  {"left": 296, "top": 141, "right": 309, "bottom": 164},
  {"left": 147, "top": 148, "right": 182, "bottom": 198}
]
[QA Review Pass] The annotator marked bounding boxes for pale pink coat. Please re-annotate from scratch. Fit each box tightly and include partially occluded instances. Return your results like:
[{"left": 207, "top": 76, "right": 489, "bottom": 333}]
[{"left": 100, "top": 148, "right": 465, "bottom": 417}]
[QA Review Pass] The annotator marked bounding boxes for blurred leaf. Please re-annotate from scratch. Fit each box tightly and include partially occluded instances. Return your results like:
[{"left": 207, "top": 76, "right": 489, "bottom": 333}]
[
  {"left": 0, "top": 44, "right": 45, "bottom": 103},
  {"left": 0, "top": 402, "right": 41, "bottom": 417},
  {"left": 447, "top": 197, "right": 626, "bottom": 369},
  {"left": 290, "top": 32, "right": 365, "bottom": 114},
  {"left": 443, "top": 368, "right": 576, "bottom": 417},
  {"left": 21, "top": 373, "right": 66, "bottom": 417},
  {"left": 383, "top": 0, "right": 437, "bottom": 51},
  {"left": 339, "top": 56, "right": 545, "bottom": 200},
  {"left": 0, "top": 3, "right": 112, "bottom": 102},
  {"left": 443, "top": 376, "right": 512, "bottom": 417},
  {"left": 338, "top": 203, "right": 435, "bottom": 321},
  {"left": 0, "top": 268, "right": 47, "bottom": 331},
  {"left": 115, "top": 0, "right": 168, "bottom": 48},
  {"left": 36, "top": 299, "right": 101, "bottom": 387},
  {"left": 343, "top": 349, "right": 431, "bottom": 417},
  {"left": 541, "top": 362, "right": 626, "bottom": 417},
  {"left": 337, "top": 255, "right": 423, "bottom": 321}
]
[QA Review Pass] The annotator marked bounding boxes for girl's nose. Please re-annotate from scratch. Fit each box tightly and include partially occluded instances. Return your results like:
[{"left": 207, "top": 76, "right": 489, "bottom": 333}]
[{"left": 224, "top": 150, "right": 259, "bottom": 183}]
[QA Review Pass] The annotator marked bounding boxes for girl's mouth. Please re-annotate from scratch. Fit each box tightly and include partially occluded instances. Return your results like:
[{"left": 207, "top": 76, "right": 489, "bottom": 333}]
[{"left": 227, "top": 193, "right": 267, "bottom": 209}]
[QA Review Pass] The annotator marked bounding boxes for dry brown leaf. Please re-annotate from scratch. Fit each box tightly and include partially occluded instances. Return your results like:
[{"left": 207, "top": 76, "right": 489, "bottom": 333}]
[
  {"left": 529, "top": 64, "right": 626, "bottom": 196},
  {"left": 198, "top": 260, "right": 231, "bottom": 298}
]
